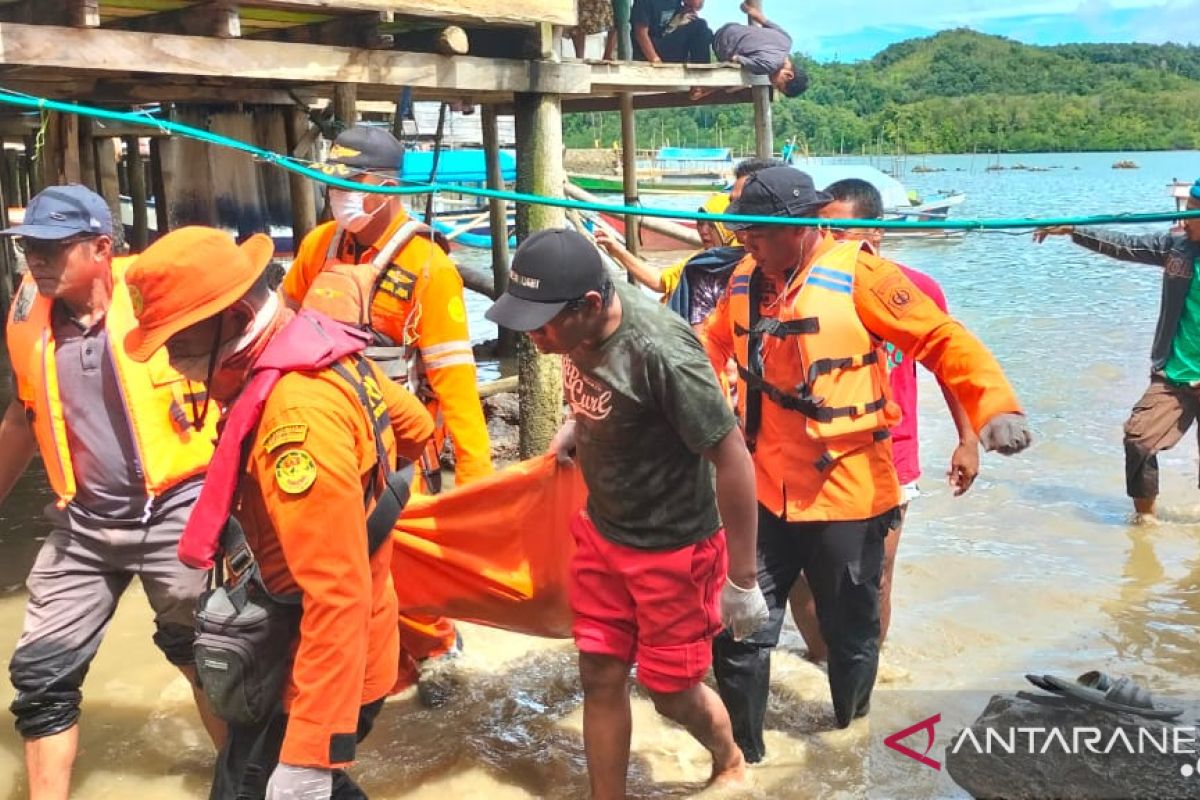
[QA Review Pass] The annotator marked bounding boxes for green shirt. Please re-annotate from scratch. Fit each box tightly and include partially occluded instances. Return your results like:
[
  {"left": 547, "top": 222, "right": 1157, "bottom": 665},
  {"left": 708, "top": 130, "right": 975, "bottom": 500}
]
[
  {"left": 568, "top": 282, "right": 737, "bottom": 550},
  {"left": 1162, "top": 263, "right": 1200, "bottom": 384}
]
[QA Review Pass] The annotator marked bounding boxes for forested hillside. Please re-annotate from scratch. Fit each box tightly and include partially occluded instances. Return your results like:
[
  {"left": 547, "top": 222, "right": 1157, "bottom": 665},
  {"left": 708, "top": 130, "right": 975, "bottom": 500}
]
[{"left": 563, "top": 30, "right": 1200, "bottom": 153}]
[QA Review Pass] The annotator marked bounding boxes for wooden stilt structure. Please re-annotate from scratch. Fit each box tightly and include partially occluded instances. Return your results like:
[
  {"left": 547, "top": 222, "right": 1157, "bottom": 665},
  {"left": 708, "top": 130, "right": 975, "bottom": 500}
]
[{"left": 0, "top": 0, "right": 766, "bottom": 430}]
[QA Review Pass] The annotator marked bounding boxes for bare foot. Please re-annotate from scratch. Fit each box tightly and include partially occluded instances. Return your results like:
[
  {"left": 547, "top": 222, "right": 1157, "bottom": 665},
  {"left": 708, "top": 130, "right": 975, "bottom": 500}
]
[
  {"left": 709, "top": 748, "right": 748, "bottom": 787},
  {"left": 1133, "top": 512, "right": 1160, "bottom": 526},
  {"left": 690, "top": 87, "right": 717, "bottom": 101}
]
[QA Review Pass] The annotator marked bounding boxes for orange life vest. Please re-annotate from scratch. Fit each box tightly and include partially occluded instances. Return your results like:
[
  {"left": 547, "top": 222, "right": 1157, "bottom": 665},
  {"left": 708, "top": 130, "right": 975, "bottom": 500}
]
[
  {"left": 5, "top": 258, "right": 218, "bottom": 506},
  {"left": 729, "top": 238, "right": 898, "bottom": 470}
]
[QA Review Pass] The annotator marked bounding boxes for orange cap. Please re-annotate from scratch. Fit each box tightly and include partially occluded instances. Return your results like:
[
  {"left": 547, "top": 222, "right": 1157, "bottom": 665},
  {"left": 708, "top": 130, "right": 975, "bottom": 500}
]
[{"left": 124, "top": 226, "right": 274, "bottom": 362}]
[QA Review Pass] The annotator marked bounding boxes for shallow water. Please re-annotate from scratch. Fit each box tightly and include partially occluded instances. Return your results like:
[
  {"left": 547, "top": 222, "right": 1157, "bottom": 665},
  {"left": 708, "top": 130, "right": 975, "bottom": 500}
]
[{"left": 4, "top": 150, "right": 1200, "bottom": 798}]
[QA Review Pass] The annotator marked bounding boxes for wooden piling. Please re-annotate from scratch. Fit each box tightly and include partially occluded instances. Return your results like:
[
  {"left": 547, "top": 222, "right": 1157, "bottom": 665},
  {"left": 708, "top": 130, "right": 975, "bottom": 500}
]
[
  {"left": 157, "top": 105, "right": 218, "bottom": 229},
  {"left": 286, "top": 106, "right": 318, "bottom": 250},
  {"left": 208, "top": 110, "right": 268, "bottom": 238},
  {"left": 613, "top": 0, "right": 632, "bottom": 60},
  {"left": 333, "top": 84, "right": 358, "bottom": 130},
  {"left": 123, "top": 136, "right": 149, "bottom": 251},
  {"left": 513, "top": 87, "right": 565, "bottom": 458},
  {"left": 753, "top": 85, "right": 773, "bottom": 159},
  {"left": 148, "top": 137, "right": 170, "bottom": 236},
  {"left": 78, "top": 117, "right": 98, "bottom": 191},
  {"left": 93, "top": 136, "right": 127, "bottom": 252},
  {"left": 253, "top": 107, "right": 293, "bottom": 233},
  {"left": 619, "top": 92, "right": 640, "bottom": 259},
  {"left": 482, "top": 103, "right": 515, "bottom": 356}
]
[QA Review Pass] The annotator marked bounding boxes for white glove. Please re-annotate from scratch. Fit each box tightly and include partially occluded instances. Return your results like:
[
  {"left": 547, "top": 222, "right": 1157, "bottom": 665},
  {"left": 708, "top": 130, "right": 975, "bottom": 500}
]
[
  {"left": 720, "top": 577, "right": 769, "bottom": 641},
  {"left": 265, "top": 764, "right": 333, "bottom": 800},
  {"left": 548, "top": 418, "right": 577, "bottom": 465},
  {"left": 979, "top": 412, "right": 1033, "bottom": 455}
]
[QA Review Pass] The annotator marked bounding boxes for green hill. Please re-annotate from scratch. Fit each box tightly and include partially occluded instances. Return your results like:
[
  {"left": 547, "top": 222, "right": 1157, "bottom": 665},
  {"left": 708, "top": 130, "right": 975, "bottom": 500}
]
[{"left": 563, "top": 29, "right": 1200, "bottom": 153}]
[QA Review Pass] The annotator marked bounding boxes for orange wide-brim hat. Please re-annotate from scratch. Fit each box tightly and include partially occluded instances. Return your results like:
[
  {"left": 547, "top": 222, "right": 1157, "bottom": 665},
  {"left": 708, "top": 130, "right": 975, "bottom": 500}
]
[{"left": 124, "top": 226, "right": 275, "bottom": 363}]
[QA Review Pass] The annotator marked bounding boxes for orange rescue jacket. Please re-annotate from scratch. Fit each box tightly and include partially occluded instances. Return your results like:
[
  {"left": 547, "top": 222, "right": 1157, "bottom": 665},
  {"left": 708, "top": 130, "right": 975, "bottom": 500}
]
[
  {"left": 5, "top": 259, "right": 218, "bottom": 506},
  {"left": 283, "top": 216, "right": 493, "bottom": 487},
  {"left": 705, "top": 234, "right": 1024, "bottom": 522},
  {"left": 234, "top": 354, "right": 434, "bottom": 768}
]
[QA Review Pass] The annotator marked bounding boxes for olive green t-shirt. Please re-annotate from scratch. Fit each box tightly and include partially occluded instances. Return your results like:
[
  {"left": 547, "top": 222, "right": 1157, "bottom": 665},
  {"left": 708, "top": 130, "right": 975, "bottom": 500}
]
[{"left": 567, "top": 282, "right": 737, "bottom": 550}]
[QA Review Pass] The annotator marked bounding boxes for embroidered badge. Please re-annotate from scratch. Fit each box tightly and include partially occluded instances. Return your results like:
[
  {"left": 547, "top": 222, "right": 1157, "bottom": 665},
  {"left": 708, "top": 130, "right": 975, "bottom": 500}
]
[
  {"left": 11, "top": 282, "right": 36, "bottom": 322},
  {"left": 127, "top": 284, "right": 145, "bottom": 318},
  {"left": 274, "top": 449, "right": 317, "bottom": 494},
  {"left": 376, "top": 263, "right": 417, "bottom": 303},
  {"left": 871, "top": 272, "right": 915, "bottom": 318},
  {"left": 447, "top": 295, "right": 466, "bottom": 324},
  {"left": 262, "top": 423, "right": 309, "bottom": 453}
]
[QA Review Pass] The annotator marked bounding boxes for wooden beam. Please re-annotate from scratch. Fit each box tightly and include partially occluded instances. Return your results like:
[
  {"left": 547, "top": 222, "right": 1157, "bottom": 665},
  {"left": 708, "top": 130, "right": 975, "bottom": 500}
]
[
  {"left": 72, "top": 0, "right": 100, "bottom": 27},
  {"left": 239, "top": 0, "right": 575, "bottom": 29},
  {"left": 0, "top": 22, "right": 589, "bottom": 94},
  {"left": 558, "top": 86, "right": 755, "bottom": 114},
  {"left": 105, "top": 1, "right": 241, "bottom": 37},
  {"left": 589, "top": 62, "right": 763, "bottom": 92},
  {"left": 246, "top": 10, "right": 390, "bottom": 47},
  {"left": 434, "top": 25, "right": 468, "bottom": 55},
  {"left": 0, "top": 75, "right": 303, "bottom": 106}
]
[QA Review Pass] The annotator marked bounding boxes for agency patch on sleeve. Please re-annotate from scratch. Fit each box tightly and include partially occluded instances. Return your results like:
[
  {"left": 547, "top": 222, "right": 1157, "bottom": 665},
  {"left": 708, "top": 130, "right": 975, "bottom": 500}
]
[
  {"left": 274, "top": 449, "right": 318, "bottom": 494},
  {"left": 871, "top": 271, "right": 916, "bottom": 318},
  {"left": 262, "top": 423, "right": 309, "bottom": 453},
  {"left": 447, "top": 295, "right": 466, "bottom": 324}
]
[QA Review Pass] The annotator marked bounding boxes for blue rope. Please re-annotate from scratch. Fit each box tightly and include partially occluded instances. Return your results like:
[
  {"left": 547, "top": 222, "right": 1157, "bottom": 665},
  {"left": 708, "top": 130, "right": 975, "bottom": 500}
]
[{"left": 3, "top": 87, "right": 1197, "bottom": 232}]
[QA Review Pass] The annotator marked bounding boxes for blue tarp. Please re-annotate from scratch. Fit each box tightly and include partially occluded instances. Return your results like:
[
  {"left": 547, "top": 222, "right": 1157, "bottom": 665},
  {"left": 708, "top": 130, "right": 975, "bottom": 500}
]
[{"left": 402, "top": 149, "right": 517, "bottom": 184}]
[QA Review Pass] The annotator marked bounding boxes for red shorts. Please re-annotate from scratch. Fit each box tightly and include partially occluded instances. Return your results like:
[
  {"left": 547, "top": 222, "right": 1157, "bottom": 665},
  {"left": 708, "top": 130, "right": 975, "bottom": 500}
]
[{"left": 568, "top": 510, "right": 726, "bottom": 693}]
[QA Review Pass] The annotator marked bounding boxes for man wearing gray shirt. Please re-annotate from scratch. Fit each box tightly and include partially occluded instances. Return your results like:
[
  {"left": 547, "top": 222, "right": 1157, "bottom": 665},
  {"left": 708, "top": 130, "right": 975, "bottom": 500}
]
[
  {"left": 713, "top": 1, "right": 807, "bottom": 97},
  {"left": 0, "top": 185, "right": 224, "bottom": 799}
]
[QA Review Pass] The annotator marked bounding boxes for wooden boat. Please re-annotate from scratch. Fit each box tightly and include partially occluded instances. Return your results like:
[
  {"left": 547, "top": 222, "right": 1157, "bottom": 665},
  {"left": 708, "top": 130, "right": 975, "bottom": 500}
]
[
  {"left": 789, "top": 159, "right": 967, "bottom": 240},
  {"left": 568, "top": 173, "right": 729, "bottom": 195},
  {"left": 597, "top": 212, "right": 697, "bottom": 252}
]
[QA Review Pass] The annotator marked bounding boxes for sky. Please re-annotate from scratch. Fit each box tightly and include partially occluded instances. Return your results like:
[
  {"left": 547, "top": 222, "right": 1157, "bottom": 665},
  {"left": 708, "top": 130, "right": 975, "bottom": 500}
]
[{"left": 713, "top": 0, "right": 1200, "bottom": 62}]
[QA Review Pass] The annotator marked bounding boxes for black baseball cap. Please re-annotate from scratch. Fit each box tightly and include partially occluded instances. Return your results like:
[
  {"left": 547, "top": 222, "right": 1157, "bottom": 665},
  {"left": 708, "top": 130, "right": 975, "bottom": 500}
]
[
  {"left": 326, "top": 125, "right": 405, "bottom": 173},
  {"left": 725, "top": 166, "right": 832, "bottom": 230},
  {"left": 485, "top": 228, "right": 607, "bottom": 331},
  {"left": 0, "top": 184, "right": 112, "bottom": 240}
]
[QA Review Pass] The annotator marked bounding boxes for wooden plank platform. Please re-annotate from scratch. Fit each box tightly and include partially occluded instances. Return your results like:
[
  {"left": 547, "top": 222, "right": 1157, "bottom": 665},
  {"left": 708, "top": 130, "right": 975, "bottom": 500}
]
[
  {"left": 0, "top": 22, "right": 753, "bottom": 104},
  {"left": 0, "top": 0, "right": 576, "bottom": 32}
]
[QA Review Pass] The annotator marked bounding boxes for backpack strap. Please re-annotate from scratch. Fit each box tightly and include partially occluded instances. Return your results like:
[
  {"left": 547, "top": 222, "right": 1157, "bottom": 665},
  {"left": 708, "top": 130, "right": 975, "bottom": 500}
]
[{"left": 329, "top": 356, "right": 414, "bottom": 554}]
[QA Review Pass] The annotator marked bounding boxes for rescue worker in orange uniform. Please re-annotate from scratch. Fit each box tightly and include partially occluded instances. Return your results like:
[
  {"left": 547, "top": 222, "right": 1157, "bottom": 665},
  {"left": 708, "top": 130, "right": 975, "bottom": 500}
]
[
  {"left": 283, "top": 126, "right": 490, "bottom": 703},
  {"left": 704, "top": 167, "right": 1032, "bottom": 762},
  {"left": 123, "top": 226, "right": 434, "bottom": 800},
  {"left": 0, "top": 186, "right": 224, "bottom": 800}
]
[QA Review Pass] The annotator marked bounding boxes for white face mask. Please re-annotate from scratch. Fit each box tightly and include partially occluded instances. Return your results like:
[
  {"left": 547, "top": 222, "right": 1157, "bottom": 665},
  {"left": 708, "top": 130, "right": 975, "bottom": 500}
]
[{"left": 328, "top": 188, "right": 372, "bottom": 233}]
